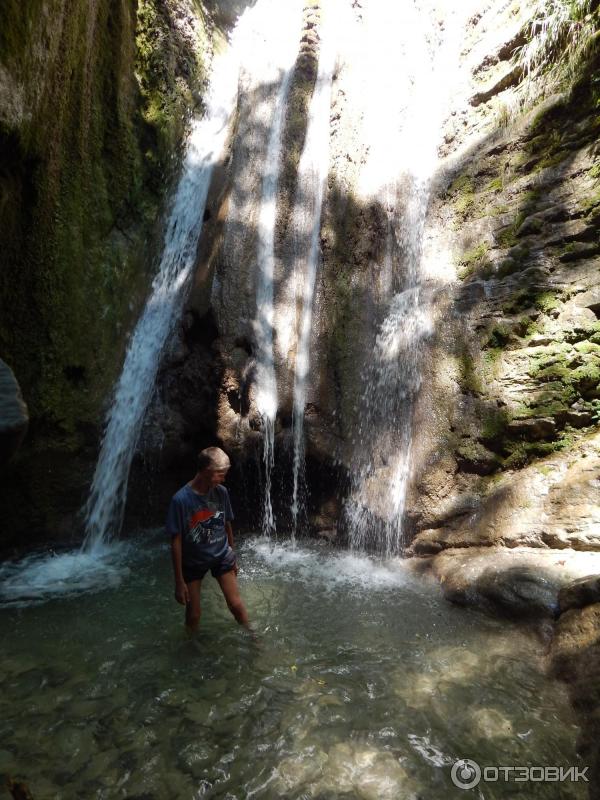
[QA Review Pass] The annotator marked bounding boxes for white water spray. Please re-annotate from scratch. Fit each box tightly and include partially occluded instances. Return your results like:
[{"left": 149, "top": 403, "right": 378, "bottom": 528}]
[
  {"left": 253, "top": 1, "right": 303, "bottom": 537},
  {"left": 289, "top": 4, "right": 337, "bottom": 540},
  {"left": 81, "top": 49, "right": 242, "bottom": 553},
  {"left": 346, "top": 0, "right": 466, "bottom": 555}
]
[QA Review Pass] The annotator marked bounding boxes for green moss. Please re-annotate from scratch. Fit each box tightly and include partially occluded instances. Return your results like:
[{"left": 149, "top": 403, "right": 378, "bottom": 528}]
[
  {"left": 135, "top": 0, "right": 208, "bottom": 183},
  {"left": 488, "top": 203, "right": 511, "bottom": 216},
  {"left": 514, "top": 381, "right": 576, "bottom": 417},
  {"left": 480, "top": 406, "right": 512, "bottom": 445},
  {"left": 0, "top": 0, "right": 215, "bottom": 542},
  {"left": 485, "top": 324, "right": 512, "bottom": 349},
  {"left": 582, "top": 187, "right": 600, "bottom": 214},
  {"left": 561, "top": 242, "right": 579, "bottom": 256},
  {"left": 574, "top": 341, "right": 600, "bottom": 355},
  {"left": 535, "top": 291, "right": 561, "bottom": 313},
  {"left": 457, "top": 242, "right": 490, "bottom": 279},
  {"left": 457, "top": 350, "right": 484, "bottom": 394},
  {"left": 517, "top": 315, "right": 540, "bottom": 339},
  {"left": 496, "top": 214, "right": 526, "bottom": 248},
  {"left": 537, "top": 464, "right": 554, "bottom": 476},
  {"left": 501, "top": 286, "right": 565, "bottom": 317},
  {"left": 571, "top": 361, "right": 600, "bottom": 387},
  {"left": 502, "top": 287, "right": 534, "bottom": 314},
  {"left": 503, "top": 429, "right": 575, "bottom": 469},
  {"left": 448, "top": 174, "right": 475, "bottom": 220},
  {"left": 536, "top": 150, "right": 570, "bottom": 171},
  {"left": 485, "top": 177, "right": 503, "bottom": 193}
]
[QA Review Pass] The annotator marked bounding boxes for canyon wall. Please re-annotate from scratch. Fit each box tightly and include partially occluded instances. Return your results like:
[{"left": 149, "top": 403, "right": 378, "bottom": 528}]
[
  {"left": 134, "top": 0, "right": 600, "bottom": 550},
  {"left": 0, "top": 0, "right": 238, "bottom": 546}
]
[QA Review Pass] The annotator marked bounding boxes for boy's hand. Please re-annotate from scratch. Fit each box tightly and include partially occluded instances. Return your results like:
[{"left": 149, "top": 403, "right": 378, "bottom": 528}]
[{"left": 175, "top": 581, "right": 190, "bottom": 605}]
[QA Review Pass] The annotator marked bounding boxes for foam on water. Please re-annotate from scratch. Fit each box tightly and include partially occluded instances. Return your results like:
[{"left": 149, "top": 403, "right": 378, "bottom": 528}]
[
  {"left": 246, "top": 536, "right": 418, "bottom": 592},
  {"left": 0, "top": 542, "right": 133, "bottom": 608}
]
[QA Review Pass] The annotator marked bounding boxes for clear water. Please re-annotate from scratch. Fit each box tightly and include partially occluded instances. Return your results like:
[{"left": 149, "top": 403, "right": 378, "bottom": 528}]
[{"left": 0, "top": 537, "right": 584, "bottom": 799}]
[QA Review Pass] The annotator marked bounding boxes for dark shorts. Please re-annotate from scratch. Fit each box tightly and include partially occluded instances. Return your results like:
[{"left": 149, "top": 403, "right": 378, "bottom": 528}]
[{"left": 183, "top": 548, "right": 236, "bottom": 583}]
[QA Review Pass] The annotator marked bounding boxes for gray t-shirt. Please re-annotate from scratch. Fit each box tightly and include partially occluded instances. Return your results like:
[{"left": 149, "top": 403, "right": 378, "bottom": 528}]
[{"left": 166, "top": 484, "right": 234, "bottom": 569}]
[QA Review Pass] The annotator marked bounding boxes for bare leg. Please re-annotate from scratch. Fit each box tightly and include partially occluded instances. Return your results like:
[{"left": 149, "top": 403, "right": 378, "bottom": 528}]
[
  {"left": 185, "top": 579, "right": 202, "bottom": 633},
  {"left": 216, "top": 571, "right": 250, "bottom": 628}
]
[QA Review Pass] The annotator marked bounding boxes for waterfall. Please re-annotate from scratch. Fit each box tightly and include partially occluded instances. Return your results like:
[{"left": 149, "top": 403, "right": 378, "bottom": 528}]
[
  {"left": 289, "top": 4, "right": 337, "bottom": 541},
  {"left": 345, "top": 0, "right": 464, "bottom": 556},
  {"left": 82, "top": 10, "right": 251, "bottom": 554},
  {"left": 253, "top": 2, "right": 303, "bottom": 538}
]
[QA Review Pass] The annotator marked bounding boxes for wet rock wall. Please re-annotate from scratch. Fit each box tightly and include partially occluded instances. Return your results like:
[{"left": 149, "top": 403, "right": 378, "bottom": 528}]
[{"left": 0, "top": 0, "right": 226, "bottom": 546}]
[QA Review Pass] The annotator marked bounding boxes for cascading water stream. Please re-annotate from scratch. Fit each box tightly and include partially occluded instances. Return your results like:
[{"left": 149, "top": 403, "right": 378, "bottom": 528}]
[
  {"left": 81, "top": 43, "right": 243, "bottom": 554},
  {"left": 0, "top": 0, "right": 314, "bottom": 603},
  {"left": 289, "top": 4, "right": 337, "bottom": 542},
  {"left": 253, "top": 1, "right": 303, "bottom": 538},
  {"left": 346, "top": 0, "right": 465, "bottom": 556}
]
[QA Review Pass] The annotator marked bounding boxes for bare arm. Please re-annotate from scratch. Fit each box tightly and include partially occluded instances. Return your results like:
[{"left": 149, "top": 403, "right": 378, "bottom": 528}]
[
  {"left": 225, "top": 521, "right": 234, "bottom": 549},
  {"left": 225, "top": 522, "right": 239, "bottom": 575},
  {"left": 171, "top": 534, "right": 189, "bottom": 604}
]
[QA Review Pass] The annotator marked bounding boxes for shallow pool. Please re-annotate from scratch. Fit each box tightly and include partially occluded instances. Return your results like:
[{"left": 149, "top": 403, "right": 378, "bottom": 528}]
[{"left": 0, "top": 535, "right": 586, "bottom": 799}]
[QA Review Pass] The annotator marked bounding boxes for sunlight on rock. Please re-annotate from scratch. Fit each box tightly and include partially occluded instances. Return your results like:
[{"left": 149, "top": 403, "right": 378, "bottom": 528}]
[{"left": 469, "top": 707, "right": 515, "bottom": 739}]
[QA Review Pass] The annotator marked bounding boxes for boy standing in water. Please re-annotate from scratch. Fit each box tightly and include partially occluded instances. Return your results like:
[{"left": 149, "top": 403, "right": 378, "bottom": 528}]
[{"left": 167, "top": 447, "right": 250, "bottom": 633}]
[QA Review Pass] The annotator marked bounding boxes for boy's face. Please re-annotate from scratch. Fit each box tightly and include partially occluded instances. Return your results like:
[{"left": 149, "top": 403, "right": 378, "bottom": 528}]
[{"left": 205, "top": 468, "right": 228, "bottom": 488}]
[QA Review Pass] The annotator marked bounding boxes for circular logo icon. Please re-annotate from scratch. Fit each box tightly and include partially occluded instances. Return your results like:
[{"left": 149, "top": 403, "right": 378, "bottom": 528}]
[{"left": 451, "top": 759, "right": 482, "bottom": 790}]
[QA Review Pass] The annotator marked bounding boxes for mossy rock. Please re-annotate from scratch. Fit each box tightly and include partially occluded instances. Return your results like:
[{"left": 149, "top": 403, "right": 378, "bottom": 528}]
[
  {"left": 0, "top": 0, "right": 215, "bottom": 544},
  {"left": 456, "top": 438, "right": 502, "bottom": 475},
  {"left": 448, "top": 173, "right": 475, "bottom": 221}
]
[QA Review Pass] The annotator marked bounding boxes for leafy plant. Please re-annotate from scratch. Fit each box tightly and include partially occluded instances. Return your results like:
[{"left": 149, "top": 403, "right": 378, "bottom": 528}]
[{"left": 514, "top": 0, "right": 599, "bottom": 102}]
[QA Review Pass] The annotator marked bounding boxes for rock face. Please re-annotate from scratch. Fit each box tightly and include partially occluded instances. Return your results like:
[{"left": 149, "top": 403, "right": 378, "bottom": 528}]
[
  {"left": 408, "top": 546, "right": 600, "bottom": 619},
  {"left": 0, "top": 0, "right": 238, "bottom": 545},
  {"left": 134, "top": 0, "right": 600, "bottom": 545},
  {"left": 3, "top": 0, "right": 598, "bottom": 548},
  {"left": 0, "top": 359, "right": 28, "bottom": 466},
  {"left": 405, "top": 6, "right": 600, "bottom": 555},
  {"left": 552, "top": 583, "right": 600, "bottom": 790}
]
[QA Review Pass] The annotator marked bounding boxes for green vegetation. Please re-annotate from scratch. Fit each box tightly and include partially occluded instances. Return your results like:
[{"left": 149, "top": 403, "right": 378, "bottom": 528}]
[
  {"left": 0, "top": 0, "right": 215, "bottom": 540},
  {"left": 448, "top": 174, "right": 475, "bottom": 221},
  {"left": 457, "top": 242, "right": 490, "bottom": 279},
  {"left": 514, "top": 0, "right": 600, "bottom": 102},
  {"left": 488, "top": 203, "right": 511, "bottom": 216},
  {"left": 457, "top": 349, "right": 484, "bottom": 395},
  {"left": 503, "top": 427, "right": 576, "bottom": 469},
  {"left": 481, "top": 406, "right": 512, "bottom": 444},
  {"left": 485, "top": 324, "right": 512, "bottom": 349},
  {"left": 581, "top": 186, "right": 600, "bottom": 214},
  {"left": 137, "top": 2, "right": 202, "bottom": 175},
  {"left": 535, "top": 291, "right": 561, "bottom": 313},
  {"left": 485, "top": 177, "right": 504, "bottom": 193}
]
